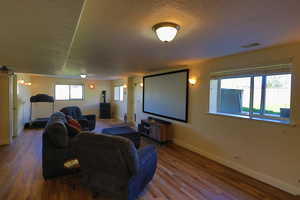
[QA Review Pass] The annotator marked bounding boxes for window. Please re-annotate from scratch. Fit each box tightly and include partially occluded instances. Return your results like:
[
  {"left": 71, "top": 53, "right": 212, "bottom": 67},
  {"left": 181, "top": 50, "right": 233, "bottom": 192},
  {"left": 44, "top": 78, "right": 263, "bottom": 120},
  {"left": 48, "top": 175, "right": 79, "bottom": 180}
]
[
  {"left": 114, "top": 86, "right": 124, "bottom": 101},
  {"left": 55, "top": 85, "right": 84, "bottom": 100},
  {"left": 209, "top": 73, "right": 292, "bottom": 123}
]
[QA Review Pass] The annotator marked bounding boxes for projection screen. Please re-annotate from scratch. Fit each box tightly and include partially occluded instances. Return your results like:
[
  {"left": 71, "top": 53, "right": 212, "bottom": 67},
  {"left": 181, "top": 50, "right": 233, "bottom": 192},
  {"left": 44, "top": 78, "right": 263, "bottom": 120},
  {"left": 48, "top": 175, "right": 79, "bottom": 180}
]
[{"left": 143, "top": 69, "right": 189, "bottom": 122}]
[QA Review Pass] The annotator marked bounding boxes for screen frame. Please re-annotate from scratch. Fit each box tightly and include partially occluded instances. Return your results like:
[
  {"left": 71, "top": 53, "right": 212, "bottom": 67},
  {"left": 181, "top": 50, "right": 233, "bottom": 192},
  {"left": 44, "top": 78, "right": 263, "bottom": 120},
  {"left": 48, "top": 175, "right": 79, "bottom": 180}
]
[{"left": 142, "top": 69, "right": 189, "bottom": 123}]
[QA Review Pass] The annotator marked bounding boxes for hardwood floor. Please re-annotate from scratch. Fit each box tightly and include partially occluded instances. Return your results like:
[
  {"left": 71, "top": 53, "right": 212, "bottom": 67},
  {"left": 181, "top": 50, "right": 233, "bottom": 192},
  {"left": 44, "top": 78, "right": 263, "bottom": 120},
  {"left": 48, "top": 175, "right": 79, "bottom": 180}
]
[{"left": 0, "top": 120, "right": 298, "bottom": 200}]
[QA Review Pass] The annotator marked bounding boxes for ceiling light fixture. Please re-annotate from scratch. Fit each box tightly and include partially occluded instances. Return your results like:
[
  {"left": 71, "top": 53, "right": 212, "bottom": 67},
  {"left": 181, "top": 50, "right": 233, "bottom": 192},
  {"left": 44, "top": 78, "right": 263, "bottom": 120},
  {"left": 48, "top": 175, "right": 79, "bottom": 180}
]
[
  {"left": 152, "top": 22, "right": 180, "bottom": 42},
  {"left": 80, "top": 74, "right": 87, "bottom": 79}
]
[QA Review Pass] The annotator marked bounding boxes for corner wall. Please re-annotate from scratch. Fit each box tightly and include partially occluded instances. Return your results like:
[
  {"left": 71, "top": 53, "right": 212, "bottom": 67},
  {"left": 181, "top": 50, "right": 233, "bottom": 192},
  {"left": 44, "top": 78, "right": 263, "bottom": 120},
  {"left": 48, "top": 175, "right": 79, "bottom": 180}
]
[
  {"left": 30, "top": 76, "right": 112, "bottom": 118},
  {"left": 131, "top": 42, "right": 300, "bottom": 195}
]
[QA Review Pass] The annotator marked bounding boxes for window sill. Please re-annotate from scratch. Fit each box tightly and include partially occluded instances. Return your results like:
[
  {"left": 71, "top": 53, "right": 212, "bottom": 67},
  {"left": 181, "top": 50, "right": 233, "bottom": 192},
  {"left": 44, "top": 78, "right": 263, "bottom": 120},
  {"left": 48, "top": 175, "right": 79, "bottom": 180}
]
[{"left": 207, "top": 112, "right": 296, "bottom": 127}]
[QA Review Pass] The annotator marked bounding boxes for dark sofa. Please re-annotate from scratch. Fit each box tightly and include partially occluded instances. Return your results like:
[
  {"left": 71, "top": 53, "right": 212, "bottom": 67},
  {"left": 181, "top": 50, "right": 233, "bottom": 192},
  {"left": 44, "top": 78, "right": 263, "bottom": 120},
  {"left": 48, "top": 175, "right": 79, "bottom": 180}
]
[
  {"left": 60, "top": 106, "right": 96, "bottom": 131},
  {"left": 72, "top": 133, "right": 157, "bottom": 200},
  {"left": 42, "top": 112, "right": 78, "bottom": 180}
]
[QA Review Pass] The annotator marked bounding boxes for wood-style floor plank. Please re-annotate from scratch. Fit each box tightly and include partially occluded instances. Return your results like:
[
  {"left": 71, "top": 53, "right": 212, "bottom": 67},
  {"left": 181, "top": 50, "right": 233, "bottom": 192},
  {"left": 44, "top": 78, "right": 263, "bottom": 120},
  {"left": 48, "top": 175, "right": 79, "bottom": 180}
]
[{"left": 0, "top": 120, "right": 298, "bottom": 200}]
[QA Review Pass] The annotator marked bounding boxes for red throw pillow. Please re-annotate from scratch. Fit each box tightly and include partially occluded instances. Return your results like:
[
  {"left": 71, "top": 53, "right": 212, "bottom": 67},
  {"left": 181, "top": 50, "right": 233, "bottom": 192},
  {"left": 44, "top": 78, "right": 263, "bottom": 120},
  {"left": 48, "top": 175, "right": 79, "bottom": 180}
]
[
  {"left": 65, "top": 123, "right": 80, "bottom": 137},
  {"left": 68, "top": 118, "right": 81, "bottom": 130}
]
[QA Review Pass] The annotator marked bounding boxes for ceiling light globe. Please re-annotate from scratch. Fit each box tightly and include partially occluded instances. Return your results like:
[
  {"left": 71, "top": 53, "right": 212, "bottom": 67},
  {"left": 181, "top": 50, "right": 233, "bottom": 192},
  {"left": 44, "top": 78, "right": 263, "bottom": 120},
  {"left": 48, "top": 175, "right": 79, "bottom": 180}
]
[
  {"left": 153, "top": 22, "right": 180, "bottom": 43},
  {"left": 80, "top": 74, "right": 87, "bottom": 79}
]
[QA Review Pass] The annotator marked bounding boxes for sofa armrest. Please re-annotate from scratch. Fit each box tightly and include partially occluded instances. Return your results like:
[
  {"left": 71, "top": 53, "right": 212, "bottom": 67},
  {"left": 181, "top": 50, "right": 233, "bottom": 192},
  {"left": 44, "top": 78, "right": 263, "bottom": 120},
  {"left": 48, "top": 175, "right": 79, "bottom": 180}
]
[
  {"left": 78, "top": 119, "right": 89, "bottom": 130},
  {"left": 138, "top": 145, "right": 157, "bottom": 167},
  {"left": 84, "top": 114, "right": 96, "bottom": 121},
  {"left": 46, "top": 122, "right": 69, "bottom": 148},
  {"left": 83, "top": 114, "right": 96, "bottom": 130}
]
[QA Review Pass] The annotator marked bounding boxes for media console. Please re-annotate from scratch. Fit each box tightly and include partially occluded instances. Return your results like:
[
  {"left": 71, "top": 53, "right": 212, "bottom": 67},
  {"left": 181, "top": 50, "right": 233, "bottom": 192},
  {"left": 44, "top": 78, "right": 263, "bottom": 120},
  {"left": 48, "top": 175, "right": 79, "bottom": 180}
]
[{"left": 138, "top": 117, "right": 172, "bottom": 143}]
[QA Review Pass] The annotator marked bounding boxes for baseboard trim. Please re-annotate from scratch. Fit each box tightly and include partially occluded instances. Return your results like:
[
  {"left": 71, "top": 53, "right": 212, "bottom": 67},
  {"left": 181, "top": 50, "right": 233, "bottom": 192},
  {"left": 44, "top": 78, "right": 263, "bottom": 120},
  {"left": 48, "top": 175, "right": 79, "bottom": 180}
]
[{"left": 173, "top": 139, "right": 300, "bottom": 195}]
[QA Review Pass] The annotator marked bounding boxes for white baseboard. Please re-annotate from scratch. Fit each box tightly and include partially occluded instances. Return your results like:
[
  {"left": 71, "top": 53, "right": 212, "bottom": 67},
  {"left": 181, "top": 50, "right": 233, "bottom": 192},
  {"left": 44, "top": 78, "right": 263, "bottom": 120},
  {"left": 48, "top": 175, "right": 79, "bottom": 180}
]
[{"left": 173, "top": 139, "right": 300, "bottom": 196}]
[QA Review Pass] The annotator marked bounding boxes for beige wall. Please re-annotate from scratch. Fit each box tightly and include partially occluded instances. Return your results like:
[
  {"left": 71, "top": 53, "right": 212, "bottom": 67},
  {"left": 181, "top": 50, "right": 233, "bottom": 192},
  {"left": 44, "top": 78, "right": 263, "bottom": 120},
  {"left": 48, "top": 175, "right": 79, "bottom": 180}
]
[
  {"left": 15, "top": 74, "right": 32, "bottom": 136},
  {"left": 30, "top": 76, "right": 112, "bottom": 118},
  {"left": 0, "top": 73, "right": 32, "bottom": 144},
  {"left": 130, "top": 42, "right": 300, "bottom": 195},
  {"left": 0, "top": 73, "right": 12, "bottom": 145}
]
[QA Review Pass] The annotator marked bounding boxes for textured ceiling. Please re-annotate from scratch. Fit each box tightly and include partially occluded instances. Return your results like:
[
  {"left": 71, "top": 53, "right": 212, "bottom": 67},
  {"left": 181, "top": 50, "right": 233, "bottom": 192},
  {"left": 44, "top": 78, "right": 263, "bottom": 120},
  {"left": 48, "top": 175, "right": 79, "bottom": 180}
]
[
  {"left": 0, "top": 0, "right": 85, "bottom": 75},
  {"left": 2, "top": 0, "right": 300, "bottom": 79}
]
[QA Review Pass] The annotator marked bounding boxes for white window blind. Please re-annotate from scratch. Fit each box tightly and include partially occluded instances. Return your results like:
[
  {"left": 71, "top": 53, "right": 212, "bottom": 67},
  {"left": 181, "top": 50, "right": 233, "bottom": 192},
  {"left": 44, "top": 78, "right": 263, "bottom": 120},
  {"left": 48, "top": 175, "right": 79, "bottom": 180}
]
[{"left": 210, "top": 63, "right": 292, "bottom": 79}]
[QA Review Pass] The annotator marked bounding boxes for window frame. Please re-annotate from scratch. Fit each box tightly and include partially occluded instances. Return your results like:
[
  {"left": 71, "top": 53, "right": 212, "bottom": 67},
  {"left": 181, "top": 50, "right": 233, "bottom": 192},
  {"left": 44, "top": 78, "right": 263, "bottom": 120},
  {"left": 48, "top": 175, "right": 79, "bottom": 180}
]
[
  {"left": 213, "top": 72, "right": 292, "bottom": 122},
  {"left": 55, "top": 84, "right": 84, "bottom": 101}
]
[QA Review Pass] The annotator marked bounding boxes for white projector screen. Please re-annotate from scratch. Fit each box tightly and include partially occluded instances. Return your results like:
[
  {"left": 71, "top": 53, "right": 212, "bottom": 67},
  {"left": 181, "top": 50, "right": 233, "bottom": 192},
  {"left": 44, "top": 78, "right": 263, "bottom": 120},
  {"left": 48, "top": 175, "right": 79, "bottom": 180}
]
[{"left": 143, "top": 69, "right": 189, "bottom": 122}]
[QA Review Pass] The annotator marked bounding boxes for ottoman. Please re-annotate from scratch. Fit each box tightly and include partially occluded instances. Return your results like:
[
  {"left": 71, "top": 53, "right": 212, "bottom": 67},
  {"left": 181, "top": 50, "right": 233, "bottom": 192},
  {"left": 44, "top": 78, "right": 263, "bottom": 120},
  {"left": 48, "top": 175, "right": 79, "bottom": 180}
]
[{"left": 102, "top": 126, "right": 141, "bottom": 148}]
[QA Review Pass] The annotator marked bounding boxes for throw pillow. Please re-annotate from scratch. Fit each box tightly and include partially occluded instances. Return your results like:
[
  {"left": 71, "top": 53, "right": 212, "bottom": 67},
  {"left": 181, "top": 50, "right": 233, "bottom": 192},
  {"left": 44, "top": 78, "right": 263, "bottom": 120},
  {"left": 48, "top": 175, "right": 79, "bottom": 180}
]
[
  {"left": 68, "top": 118, "right": 81, "bottom": 130},
  {"left": 65, "top": 123, "right": 80, "bottom": 137}
]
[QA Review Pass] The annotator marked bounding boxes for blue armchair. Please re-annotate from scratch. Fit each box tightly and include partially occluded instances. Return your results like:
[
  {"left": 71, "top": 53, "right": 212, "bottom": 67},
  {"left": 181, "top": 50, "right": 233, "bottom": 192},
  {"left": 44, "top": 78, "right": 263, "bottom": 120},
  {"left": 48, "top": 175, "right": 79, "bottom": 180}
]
[
  {"left": 60, "top": 106, "right": 96, "bottom": 131},
  {"left": 72, "top": 133, "right": 157, "bottom": 200}
]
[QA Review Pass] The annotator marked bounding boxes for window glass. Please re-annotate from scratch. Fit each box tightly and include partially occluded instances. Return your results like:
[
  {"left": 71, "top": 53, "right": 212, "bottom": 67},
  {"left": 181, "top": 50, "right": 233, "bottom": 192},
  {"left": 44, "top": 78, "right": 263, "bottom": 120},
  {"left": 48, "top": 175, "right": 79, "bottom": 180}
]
[
  {"left": 265, "top": 74, "right": 291, "bottom": 118},
  {"left": 55, "top": 85, "right": 69, "bottom": 100},
  {"left": 120, "top": 86, "right": 124, "bottom": 101},
  {"left": 253, "top": 76, "right": 262, "bottom": 114},
  {"left": 114, "top": 86, "right": 120, "bottom": 100},
  {"left": 220, "top": 77, "right": 251, "bottom": 115},
  {"left": 70, "top": 85, "right": 83, "bottom": 99},
  {"left": 209, "top": 73, "right": 292, "bottom": 122}
]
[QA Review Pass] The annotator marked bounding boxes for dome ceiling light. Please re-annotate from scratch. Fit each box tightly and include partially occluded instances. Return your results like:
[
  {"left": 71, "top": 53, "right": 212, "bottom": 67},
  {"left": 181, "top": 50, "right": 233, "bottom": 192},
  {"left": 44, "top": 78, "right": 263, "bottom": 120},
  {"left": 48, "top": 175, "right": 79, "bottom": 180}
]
[
  {"left": 80, "top": 74, "right": 87, "bottom": 79},
  {"left": 152, "top": 22, "right": 180, "bottom": 42}
]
